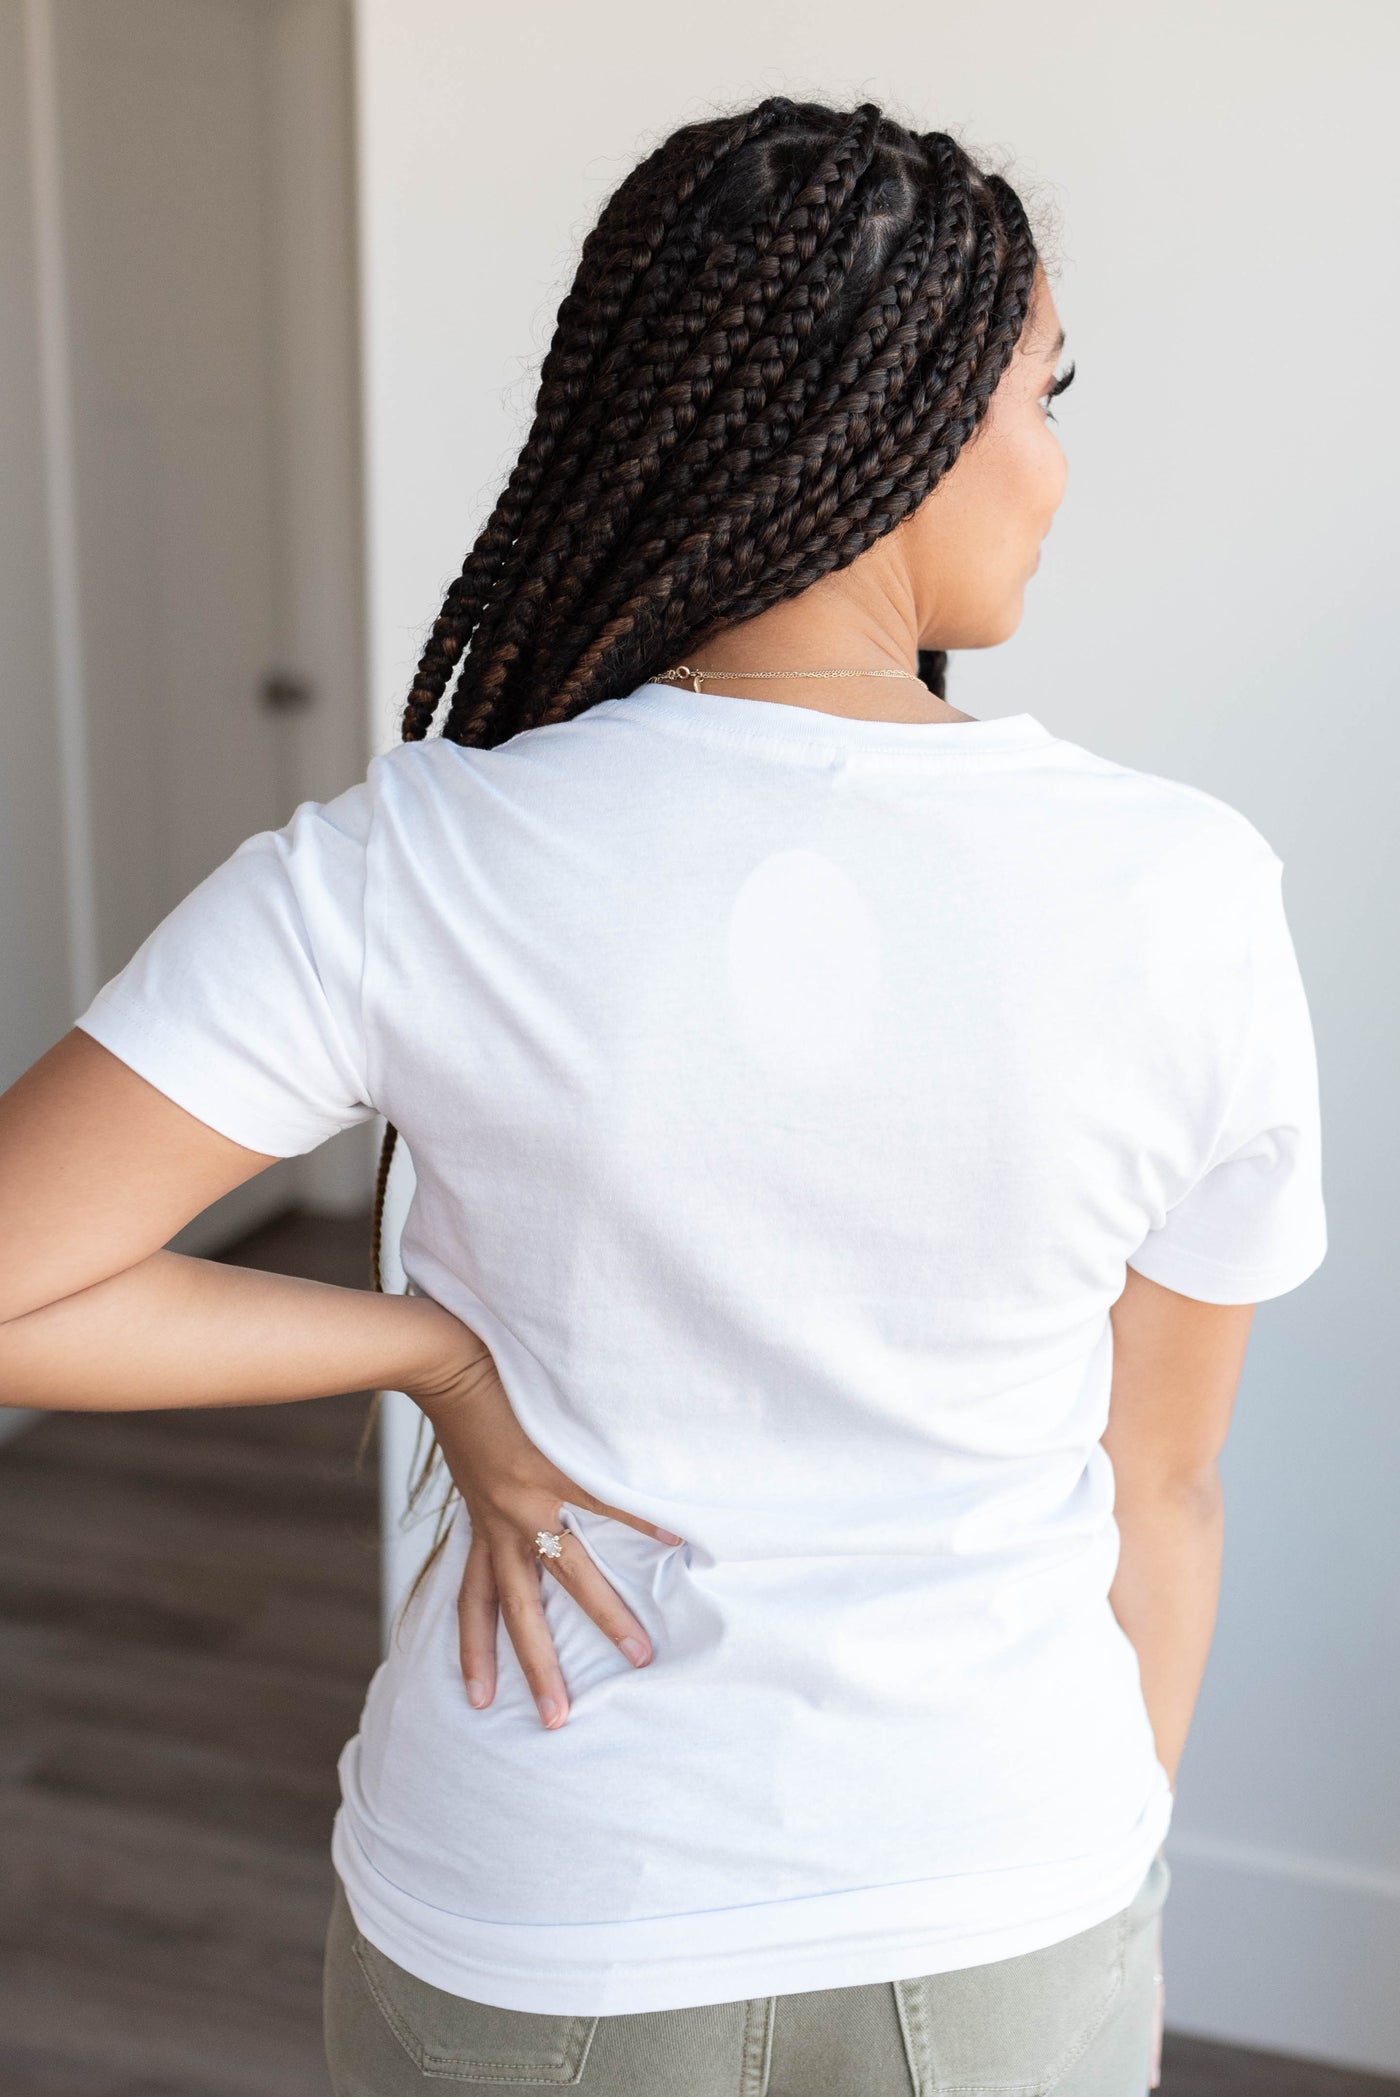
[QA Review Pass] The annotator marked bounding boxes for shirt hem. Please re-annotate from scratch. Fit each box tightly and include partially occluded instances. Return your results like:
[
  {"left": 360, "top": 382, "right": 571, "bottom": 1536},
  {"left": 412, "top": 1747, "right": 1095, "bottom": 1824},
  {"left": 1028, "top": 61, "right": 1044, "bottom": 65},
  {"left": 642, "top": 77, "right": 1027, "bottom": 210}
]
[
  {"left": 1126, "top": 1228, "right": 1327, "bottom": 1305},
  {"left": 330, "top": 1786, "right": 1174, "bottom": 2016},
  {"left": 74, "top": 1007, "right": 355, "bottom": 1158}
]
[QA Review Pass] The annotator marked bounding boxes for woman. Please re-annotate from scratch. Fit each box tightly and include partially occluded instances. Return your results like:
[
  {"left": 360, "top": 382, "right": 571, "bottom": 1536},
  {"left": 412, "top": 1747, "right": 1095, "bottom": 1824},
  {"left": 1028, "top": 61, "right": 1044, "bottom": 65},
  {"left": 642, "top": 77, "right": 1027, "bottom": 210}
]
[{"left": 0, "top": 100, "right": 1325, "bottom": 2096}]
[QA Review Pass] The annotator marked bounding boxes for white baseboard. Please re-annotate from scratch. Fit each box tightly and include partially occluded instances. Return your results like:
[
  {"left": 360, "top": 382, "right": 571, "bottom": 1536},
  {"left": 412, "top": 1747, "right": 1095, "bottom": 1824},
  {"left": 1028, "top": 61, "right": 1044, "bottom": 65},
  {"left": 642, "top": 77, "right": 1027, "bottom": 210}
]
[
  {"left": 380, "top": 1384, "right": 437, "bottom": 1646},
  {"left": 1163, "top": 1830, "right": 1400, "bottom": 2076},
  {"left": 376, "top": 1130, "right": 431, "bottom": 1649}
]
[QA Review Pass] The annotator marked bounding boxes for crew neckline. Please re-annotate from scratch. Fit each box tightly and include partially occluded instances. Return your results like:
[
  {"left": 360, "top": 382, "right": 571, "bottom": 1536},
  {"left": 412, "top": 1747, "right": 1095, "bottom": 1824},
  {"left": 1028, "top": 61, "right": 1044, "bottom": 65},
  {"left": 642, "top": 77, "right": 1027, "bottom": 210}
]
[{"left": 606, "top": 681, "right": 1052, "bottom": 758}]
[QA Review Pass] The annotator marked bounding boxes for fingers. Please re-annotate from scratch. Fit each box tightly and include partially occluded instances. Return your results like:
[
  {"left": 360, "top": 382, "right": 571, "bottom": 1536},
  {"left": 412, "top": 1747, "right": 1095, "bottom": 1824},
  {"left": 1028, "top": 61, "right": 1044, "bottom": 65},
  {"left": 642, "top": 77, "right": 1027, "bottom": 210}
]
[
  {"left": 457, "top": 1536, "right": 500, "bottom": 1709},
  {"left": 571, "top": 1490, "right": 683, "bottom": 1547},
  {"left": 459, "top": 1509, "right": 668, "bottom": 1731},
  {"left": 541, "top": 1534, "right": 653, "bottom": 1669},
  {"left": 495, "top": 1535, "right": 572, "bottom": 1730}
]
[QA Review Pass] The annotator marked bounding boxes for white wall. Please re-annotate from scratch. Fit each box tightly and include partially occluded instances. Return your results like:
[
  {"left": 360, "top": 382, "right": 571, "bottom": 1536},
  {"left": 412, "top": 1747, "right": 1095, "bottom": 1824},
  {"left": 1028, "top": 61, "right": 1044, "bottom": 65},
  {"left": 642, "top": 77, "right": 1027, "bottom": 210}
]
[
  {"left": 352, "top": 0, "right": 1399, "bottom": 2069},
  {"left": 261, "top": 0, "right": 375, "bottom": 1215}
]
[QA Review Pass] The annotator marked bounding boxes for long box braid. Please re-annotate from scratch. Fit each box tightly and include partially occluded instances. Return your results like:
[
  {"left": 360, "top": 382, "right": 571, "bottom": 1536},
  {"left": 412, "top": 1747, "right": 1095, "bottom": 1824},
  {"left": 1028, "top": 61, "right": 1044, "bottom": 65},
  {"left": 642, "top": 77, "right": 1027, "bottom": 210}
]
[{"left": 370, "top": 99, "right": 1039, "bottom": 1553}]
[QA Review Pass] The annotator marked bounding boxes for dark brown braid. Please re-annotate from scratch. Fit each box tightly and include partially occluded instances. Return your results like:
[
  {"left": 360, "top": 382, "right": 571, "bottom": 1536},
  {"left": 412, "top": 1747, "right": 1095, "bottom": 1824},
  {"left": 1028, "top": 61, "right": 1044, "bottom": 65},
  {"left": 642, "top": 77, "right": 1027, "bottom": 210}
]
[
  {"left": 371, "top": 100, "right": 1040, "bottom": 1541},
  {"left": 397, "top": 99, "right": 1037, "bottom": 754}
]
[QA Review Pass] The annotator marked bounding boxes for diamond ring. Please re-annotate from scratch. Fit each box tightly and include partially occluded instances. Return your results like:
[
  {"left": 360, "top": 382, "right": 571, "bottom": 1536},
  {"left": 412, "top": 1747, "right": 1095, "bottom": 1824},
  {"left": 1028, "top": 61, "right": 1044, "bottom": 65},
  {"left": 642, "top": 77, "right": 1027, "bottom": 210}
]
[{"left": 534, "top": 1530, "right": 565, "bottom": 1561}]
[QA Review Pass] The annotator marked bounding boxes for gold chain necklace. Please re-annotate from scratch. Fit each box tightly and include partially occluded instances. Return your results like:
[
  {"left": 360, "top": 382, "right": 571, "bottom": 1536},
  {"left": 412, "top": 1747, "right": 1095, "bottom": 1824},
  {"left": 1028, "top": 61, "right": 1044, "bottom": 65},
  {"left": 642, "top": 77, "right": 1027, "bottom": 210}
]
[{"left": 656, "top": 663, "right": 923, "bottom": 693}]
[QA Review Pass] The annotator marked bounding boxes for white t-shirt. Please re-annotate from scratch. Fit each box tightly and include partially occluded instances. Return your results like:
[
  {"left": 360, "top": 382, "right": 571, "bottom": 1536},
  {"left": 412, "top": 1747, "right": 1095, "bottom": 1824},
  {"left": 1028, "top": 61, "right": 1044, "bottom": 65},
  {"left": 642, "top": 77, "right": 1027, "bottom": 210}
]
[{"left": 77, "top": 682, "right": 1327, "bottom": 2015}]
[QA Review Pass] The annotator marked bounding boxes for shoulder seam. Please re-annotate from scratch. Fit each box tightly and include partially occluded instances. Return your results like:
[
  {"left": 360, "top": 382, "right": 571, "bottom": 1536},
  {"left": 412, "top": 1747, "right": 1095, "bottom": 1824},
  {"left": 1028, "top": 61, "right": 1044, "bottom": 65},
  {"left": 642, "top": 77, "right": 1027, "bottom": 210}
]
[{"left": 1046, "top": 740, "right": 1282, "bottom": 865}]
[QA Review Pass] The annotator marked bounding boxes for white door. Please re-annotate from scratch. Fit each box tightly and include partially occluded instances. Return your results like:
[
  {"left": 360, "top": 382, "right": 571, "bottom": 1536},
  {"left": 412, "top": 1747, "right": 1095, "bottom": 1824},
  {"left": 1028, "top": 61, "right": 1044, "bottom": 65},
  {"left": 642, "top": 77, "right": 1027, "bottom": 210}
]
[
  {"left": 56, "top": 0, "right": 289, "bottom": 980},
  {"left": 21, "top": 0, "right": 369, "bottom": 1244}
]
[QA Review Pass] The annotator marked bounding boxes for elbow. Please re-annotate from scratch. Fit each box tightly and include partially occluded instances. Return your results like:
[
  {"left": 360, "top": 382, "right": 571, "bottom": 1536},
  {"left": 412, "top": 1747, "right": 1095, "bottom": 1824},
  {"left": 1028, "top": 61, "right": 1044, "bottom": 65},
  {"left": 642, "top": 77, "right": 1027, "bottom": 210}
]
[{"left": 1113, "top": 1457, "right": 1224, "bottom": 1525}]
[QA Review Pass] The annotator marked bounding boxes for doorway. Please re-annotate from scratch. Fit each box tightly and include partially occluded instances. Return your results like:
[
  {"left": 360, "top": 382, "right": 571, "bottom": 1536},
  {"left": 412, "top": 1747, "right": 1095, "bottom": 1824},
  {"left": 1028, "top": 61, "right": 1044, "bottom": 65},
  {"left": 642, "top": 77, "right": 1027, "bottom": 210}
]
[{"left": 8, "top": 0, "right": 371, "bottom": 1246}]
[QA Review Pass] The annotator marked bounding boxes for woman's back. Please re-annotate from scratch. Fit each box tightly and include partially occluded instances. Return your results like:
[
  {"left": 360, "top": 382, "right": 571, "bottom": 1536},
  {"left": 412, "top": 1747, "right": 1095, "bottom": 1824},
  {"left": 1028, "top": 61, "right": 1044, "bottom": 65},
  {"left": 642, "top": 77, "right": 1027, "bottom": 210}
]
[
  {"left": 77, "top": 677, "right": 1324, "bottom": 2012},
  {"left": 0, "top": 94, "right": 1338, "bottom": 2090}
]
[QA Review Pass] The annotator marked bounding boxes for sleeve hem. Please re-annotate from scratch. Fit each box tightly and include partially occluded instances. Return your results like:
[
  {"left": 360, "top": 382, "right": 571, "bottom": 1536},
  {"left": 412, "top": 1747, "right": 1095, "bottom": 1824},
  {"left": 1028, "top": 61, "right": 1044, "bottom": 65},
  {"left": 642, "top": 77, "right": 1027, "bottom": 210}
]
[
  {"left": 1126, "top": 1228, "right": 1327, "bottom": 1306},
  {"left": 75, "top": 1011, "right": 359, "bottom": 1159}
]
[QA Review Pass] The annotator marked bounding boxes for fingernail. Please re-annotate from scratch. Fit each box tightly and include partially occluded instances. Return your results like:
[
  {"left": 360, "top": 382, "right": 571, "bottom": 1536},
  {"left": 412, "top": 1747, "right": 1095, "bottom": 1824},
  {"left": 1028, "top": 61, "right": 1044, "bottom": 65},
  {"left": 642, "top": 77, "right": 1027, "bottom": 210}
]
[
  {"left": 537, "top": 1695, "right": 562, "bottom": 1726},
  {"left": 465, "top": 1679, "right": 488, "bottom": 1708},
  {"left": 620, "top": 1636, "right": 650, "bottom": 1666},
  {"left": 656, "top": 1529, "right": 683, "bottom": 1546}
]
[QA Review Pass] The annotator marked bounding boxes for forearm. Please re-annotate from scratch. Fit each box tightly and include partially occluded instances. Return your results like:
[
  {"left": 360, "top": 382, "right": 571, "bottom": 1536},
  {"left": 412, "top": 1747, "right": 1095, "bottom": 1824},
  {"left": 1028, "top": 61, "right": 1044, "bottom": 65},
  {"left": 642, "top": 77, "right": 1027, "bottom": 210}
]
[
  {"left": 0, "top": 1248, "right": 478, "bottom": 1411},
  {"left": 1109, "top": 1467, "right": 1224, "bottom": 1791}
]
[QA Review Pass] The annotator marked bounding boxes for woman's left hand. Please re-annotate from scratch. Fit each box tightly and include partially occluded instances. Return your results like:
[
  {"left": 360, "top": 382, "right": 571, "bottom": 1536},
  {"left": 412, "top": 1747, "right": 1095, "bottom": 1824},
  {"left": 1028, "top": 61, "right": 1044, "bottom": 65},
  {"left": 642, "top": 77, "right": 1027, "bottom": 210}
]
[{"left": 405, "top": 1326, "right": 681, "bottom": 1730}]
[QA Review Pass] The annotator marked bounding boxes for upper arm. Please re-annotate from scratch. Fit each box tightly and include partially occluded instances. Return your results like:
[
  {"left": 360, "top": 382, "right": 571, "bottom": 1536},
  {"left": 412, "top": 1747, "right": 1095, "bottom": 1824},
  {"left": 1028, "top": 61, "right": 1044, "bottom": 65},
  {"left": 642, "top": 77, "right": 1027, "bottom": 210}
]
[
  {"left": 0, "top": 779, "right": 382, "bottom": 1327},
  {"left": 1104, "top": 1263, "right": 1255, "bottom": 1493},
  {"left": 0, "top": 1030, "right": 277, "bottom": 1325},
  {"left": 1126, "top": 844, "right": 1326, "bottom": 1308}
]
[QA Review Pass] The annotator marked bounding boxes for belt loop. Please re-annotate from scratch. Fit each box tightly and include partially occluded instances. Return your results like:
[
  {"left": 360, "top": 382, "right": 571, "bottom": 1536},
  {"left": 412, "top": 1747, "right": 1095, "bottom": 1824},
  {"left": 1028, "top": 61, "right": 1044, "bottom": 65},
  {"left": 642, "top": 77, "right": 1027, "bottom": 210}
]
[
  {"left": 740, "top": 1995, "right": 776, "bottom": 2096},
  {"left": 893, "top": 1976, "right": 931, "bottom": 2097}
]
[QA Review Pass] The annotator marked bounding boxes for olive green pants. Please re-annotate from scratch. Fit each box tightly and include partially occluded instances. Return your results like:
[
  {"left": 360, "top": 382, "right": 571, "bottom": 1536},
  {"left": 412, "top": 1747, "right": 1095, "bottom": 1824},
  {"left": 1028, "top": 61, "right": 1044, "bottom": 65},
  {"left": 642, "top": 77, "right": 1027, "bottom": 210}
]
[{"left": 324, "top": 1854, "right": 1169, "bottom": 2097}]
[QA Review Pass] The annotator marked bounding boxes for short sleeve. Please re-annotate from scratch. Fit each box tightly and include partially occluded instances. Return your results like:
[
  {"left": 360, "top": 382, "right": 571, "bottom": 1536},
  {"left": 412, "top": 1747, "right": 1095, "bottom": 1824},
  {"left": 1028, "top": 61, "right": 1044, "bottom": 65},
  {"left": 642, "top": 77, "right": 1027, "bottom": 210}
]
[
  {"left": 76, "top": 782, "right": 377, "bottom": 1156},
  {"left": 1127, "top": 850, "right": 1326, "bottom": 1304}
]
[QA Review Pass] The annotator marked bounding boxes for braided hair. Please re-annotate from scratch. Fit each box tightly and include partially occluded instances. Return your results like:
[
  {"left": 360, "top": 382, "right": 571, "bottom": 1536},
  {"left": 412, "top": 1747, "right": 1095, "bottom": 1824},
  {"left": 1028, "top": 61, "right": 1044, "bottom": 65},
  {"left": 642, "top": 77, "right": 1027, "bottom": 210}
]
[
  {"left": 399, "top": 99, "right": 1036, "bottom": 754},
  {"left": 370, "top": 99, "right": 1040, "bottom": 1500}
]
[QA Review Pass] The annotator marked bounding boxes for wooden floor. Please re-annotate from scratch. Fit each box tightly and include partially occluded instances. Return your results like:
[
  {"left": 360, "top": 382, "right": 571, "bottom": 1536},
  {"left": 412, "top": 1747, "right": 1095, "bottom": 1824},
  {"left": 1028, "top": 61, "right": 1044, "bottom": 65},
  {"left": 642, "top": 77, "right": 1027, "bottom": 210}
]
[
  {"left": 0, "top": 1211, "right": 379, "bottom": 2097},
  {"left": 0, "top": 1209, "right": 1394, "bottom": 2096}
]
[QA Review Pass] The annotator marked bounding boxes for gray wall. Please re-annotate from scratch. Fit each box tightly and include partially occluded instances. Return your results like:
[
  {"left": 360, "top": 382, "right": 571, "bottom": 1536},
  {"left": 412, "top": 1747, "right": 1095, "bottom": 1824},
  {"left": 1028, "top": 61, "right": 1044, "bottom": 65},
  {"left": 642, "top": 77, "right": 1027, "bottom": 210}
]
[
  {"left": 354, "top": 0, "right": 1399, "bottom": 2069},
  {"left": 0, "top": 0, "right": 72, "bottom": 1081},
  {"left": 0, "top": 0, "right": 71, "bottom": 1447}
]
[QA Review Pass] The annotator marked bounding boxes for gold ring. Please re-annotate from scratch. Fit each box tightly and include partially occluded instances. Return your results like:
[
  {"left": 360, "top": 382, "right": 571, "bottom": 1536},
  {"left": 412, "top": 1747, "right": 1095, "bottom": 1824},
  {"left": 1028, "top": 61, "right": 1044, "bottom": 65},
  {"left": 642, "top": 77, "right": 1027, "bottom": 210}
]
[{"left": 534, "top": 1530, "right": 565, "bottom": 1561}]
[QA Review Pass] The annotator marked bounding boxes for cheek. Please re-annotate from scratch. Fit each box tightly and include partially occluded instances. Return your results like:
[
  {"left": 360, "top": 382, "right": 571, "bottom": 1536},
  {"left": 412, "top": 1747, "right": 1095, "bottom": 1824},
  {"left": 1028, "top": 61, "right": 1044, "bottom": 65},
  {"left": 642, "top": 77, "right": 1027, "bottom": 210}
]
[
  {"left": 905, "top": 411, "right": 1064, "bottom": 606},
  {"left": 1003, "top": 420, "right": 1066, "bottom": 525},
  {"left": 1040, "top": 428, "right": 1069, "bottom": 513}
]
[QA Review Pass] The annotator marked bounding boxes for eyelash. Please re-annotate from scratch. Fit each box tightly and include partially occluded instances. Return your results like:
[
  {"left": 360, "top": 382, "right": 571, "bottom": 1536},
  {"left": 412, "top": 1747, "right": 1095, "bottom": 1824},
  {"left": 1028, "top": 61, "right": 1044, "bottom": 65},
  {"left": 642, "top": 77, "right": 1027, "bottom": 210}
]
[{"left": 1042, "top": 360, "right": 1076, "bottom": 422}]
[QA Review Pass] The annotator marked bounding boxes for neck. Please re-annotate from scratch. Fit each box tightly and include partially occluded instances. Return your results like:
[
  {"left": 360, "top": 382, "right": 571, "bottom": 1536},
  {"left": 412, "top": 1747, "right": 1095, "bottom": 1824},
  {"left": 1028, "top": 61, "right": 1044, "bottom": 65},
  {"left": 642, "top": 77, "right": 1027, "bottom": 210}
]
[{"left": 687, "top": 571, "right": 972, "bottom": 725}]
